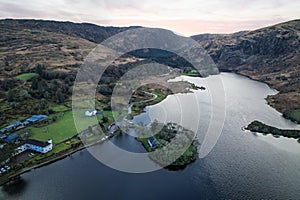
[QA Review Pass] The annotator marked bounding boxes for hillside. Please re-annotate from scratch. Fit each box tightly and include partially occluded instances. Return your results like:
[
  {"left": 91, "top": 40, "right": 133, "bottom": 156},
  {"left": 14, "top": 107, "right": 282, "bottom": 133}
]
[
  {"left": 0, "top": 19, "right": 299, "bottom": 123},
  {"left": 0, "top": 19, "right": 140, "bottom": 78},
  {"left": 192, "top": 19, "right": 300, "bottom": 112},
  {"left": 0, "top": 19, "right": 144, "bottom": 125},
  {"left": 1, "top": 19, "right": 138, "bottom": 43}
]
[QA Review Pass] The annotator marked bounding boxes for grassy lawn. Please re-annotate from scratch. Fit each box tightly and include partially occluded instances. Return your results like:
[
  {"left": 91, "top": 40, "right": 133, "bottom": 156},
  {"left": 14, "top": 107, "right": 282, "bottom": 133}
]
[
  {"left": 29, "top": 112, "right": 77, "bottom": 144},
  {"left": 129, "top": 90, "right": 168, "bottom": 117},
  {"left": 283, "top": 109, "right": 300, "bottom": 124},
  {"left": 183, "top": 69, "right": 200, "bottom": 77},
  {"left": 291, "top": 109, "right": 300, "bottom": 121},
  {"left": 50, "top": 105, "right": 70, "bottom": 112},
  {"left": 15, "top": 73, "right": 38, "bottom": 81},
  {"left": 152, "top": 91, "right": 166, "bottom": 103},
  {"left": 23, "top": 106, "right": 116, "bottom": 145},
  {"left": 136, "top": 137, "right": 152, "bottom": 151}
]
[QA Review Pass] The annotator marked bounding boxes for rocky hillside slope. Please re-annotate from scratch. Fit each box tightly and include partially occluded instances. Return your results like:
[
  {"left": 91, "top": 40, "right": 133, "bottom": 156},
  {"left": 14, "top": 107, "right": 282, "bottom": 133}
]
[
  {"left": 0, "top": 19, "right": 138, "bottom": 78},
  {"left": 192, "top": 20, "right": 300, "bottom": 112}
]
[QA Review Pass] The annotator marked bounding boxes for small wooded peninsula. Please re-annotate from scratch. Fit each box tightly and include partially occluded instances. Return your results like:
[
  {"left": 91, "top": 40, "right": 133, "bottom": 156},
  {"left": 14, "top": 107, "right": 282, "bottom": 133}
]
[
  {"left": 136, "top": 122, "right": 198, "bottom": 170},
  {"left": 245, "top": 120, "right": 300, "bottom": 140}
]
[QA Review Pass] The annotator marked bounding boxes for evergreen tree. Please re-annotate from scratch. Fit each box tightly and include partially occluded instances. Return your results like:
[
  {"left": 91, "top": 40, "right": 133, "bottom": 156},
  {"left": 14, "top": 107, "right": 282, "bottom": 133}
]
[
  {"left": 102, "top": 115, "right": 108, "bottom": 123},
  {"left": 19, "top": 89, "right": 30, "bottom": 101},
  {"left": 39, "top": 98, "right": 49, "bottom": 110},
  {"left": 31, "top": 77, "right": 39, "bottom": 90},
  {"left": 55, "top": 89, "right": 65, "bottom": 103},
  {"left": 35, "top": 64, "right": 44, "bottom": 76},
  {"left": 7, "top": 89, "right": 14, "bottom": 102}
]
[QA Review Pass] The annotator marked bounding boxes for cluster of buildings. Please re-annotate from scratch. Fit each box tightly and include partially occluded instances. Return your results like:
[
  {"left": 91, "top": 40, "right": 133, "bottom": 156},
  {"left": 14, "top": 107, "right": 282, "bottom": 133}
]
[
  {"left": 0, "top": 115, "right": 48, "bottom": 143},
  {"left": 0, "top": 115, "right": 48, "bottom": 135},
  {"left": 0, "top": 115, "right": 53, "bottom": 156}
]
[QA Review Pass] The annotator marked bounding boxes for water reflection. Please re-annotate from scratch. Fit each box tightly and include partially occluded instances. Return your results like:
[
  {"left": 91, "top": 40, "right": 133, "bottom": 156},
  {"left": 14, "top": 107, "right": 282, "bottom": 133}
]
[{"left": 2, "top": 178, "right": 28, "bottom": 197}]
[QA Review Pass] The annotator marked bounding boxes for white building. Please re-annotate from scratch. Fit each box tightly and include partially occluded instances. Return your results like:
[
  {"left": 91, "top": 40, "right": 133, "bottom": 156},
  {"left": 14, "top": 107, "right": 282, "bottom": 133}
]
[
  {"left": 85, "top": 109, "right": 97, "bottom": 117},
  {"left": 17, "top": 139, "right": 53, "bottom": 154}
]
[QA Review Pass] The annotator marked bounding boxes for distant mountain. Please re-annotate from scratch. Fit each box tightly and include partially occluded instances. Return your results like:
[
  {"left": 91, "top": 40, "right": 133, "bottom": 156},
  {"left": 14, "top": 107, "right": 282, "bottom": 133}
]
[
  {"left": 191, "top": 31, "right": 249, "bottom": 42},
  {"left": 192, "top": 19, "right": 300, "bottom": 112},
  {"left": 1, "top": 19, "right": 139, "bottom": 43},
  {"left": 0, "top": 19, "right": 140, "bottom": 77}
]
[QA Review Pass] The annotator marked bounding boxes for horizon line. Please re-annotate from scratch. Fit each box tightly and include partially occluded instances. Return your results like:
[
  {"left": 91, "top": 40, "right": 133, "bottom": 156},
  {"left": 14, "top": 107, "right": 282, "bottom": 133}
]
[{"left": 1, "top": 17, "right": 299, "bottom": 36}]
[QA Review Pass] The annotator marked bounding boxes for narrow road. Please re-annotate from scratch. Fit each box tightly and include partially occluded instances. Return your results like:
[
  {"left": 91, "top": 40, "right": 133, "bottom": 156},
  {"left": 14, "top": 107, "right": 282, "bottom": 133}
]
[{"left": 128, "top": 91, "right": 157, "bottom": 115}]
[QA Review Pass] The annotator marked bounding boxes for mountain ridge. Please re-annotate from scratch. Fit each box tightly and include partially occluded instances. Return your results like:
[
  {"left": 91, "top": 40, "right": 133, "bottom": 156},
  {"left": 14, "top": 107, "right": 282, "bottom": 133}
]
[
  {"left": 192, "top": 19, "right": 300, "bottom": 112},
  {"left": 1, "top": 18, "right": 141, "bottom": 43}
]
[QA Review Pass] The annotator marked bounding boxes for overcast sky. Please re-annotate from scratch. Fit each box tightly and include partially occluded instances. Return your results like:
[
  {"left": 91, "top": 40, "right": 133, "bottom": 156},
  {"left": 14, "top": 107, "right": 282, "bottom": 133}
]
[{"left": 0, "top": 0, "right": 299, "bottom": 35}]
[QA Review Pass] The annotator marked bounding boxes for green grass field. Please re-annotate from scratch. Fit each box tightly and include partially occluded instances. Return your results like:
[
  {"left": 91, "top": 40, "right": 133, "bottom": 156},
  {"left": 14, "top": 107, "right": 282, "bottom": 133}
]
[
  {"left": 183, "top": 69, "right": 200, "bottom": 77},
  {"left": 27, "top": 109, "right": 116, "bottom": 144},
  {"left": 50, "top": 105, "right": 70, "bottom": 112},
  {"left": 29, "top": 112, "right": 77, "bottom": 144},
  {"left": 283, "top": 109, "right": 300, "bottom": 124},
  {"left": 15, "top": 73, "right": 38, "bottom": 81},
  {"left": 290, "top": 110, "right": 300, "bottom": 123},
  {"left": 29, "top": 111, "right": 98, "bottom": 144}
]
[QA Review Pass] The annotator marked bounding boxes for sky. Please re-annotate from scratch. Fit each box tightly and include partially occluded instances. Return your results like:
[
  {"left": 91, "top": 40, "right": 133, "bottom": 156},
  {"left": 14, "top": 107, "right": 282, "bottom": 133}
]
[{"left": 0, "top": 0, "right": 299, "bottom": 36}]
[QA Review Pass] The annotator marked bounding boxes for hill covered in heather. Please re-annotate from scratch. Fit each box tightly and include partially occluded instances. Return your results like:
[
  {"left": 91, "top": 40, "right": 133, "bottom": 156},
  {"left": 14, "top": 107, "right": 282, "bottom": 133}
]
[{"left": 192, "top": 19, "right": 300, "bottom": 113}]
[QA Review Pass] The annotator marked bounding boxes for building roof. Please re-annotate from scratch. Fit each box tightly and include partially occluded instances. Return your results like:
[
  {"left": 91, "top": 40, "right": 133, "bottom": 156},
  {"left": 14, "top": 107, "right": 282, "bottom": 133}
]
[
  {"left": 22, "top": 121, "right": 30, "bottom": 125},
  {"left": 5, "top": 134, "right": 19, "bottom": 142},
  {"left": 0, "top": 135, "right": 7, "bottom": 139},
  {"left": 24, "top": 139, "right": 51, "bottom": 147},
  {"left": 148, "top": 136, "right": 157, "bottom": 146},
  {"left": 10, "top": 121, "right": 22, "bottom": 126},
  {"left": 25, "top": 115, "right": 48, "bottom": 123},
  {"left": 0, "top": 128, "right": 7, "bottom": 133}
]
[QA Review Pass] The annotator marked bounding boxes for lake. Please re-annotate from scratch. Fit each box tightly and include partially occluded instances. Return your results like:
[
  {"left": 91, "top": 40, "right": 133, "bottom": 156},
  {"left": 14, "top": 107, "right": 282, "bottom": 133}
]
[{"left": 1, "top": 73, "right": 300, "bottom": 199}]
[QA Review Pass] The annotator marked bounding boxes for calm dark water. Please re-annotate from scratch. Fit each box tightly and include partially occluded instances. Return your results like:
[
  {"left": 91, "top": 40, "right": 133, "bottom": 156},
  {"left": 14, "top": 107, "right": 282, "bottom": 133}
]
[{"left": 1, "top": 73, "right": 300, "bottom": 199}]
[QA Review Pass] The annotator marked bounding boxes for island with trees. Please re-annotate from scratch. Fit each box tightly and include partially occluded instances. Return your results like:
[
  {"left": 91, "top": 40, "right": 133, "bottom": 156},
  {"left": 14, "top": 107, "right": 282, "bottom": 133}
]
[
  {"left": 136, "top": 121, "right": 198, "bottom": 170},
  {"left": 245, "top": 120, "right": 300, "bottom": 141}
]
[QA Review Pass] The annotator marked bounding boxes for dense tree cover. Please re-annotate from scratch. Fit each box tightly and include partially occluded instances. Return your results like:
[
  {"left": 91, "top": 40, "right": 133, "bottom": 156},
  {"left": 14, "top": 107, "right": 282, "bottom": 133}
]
[
  {"left": 7, "top": 89, "right": 14, "bottom": 102},
  {"left": 0, "top": 78, "right": 20, "bottom": 91},
  {"left": 0, "top": 144, "right": 16, "bottom": 164},
  {"left": 55, "top": 89, "right": 65, "bottom": 103},
  {"left": 35, "top": 64, "right": 75, "bottom": 81},
  {"left": 1, "top": 64, "right": 72, "bottom": 118},
  {"left": 128, "top": 48, "right": 194, "bottom": 71},
  {"left": 29, "top": 64, "right": 71, "bottom": 102}
]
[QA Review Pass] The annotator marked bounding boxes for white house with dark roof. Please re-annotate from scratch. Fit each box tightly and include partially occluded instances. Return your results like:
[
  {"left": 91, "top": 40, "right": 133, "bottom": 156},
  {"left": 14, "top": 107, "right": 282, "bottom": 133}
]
[{"left": 17, "top": 139, "right": 53, "bottom": 154}]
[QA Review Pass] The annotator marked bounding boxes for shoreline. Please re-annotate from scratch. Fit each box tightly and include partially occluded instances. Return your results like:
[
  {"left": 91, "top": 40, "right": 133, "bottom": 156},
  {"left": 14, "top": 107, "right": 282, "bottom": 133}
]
[
  {"left": 219, "top": 69, "right": 299, "bottom": 124},
  {"left": 0, "top": 88, "right": 167, "bottom": 187},
  {"left": 0, "top": 134, "right": 114, "bottom": 187},
  {"left": 231, "top": 71, "right": 299, "bottom": 123},
  {"left": 0, "top": 74, "right": 201, "bottom": 186}
]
